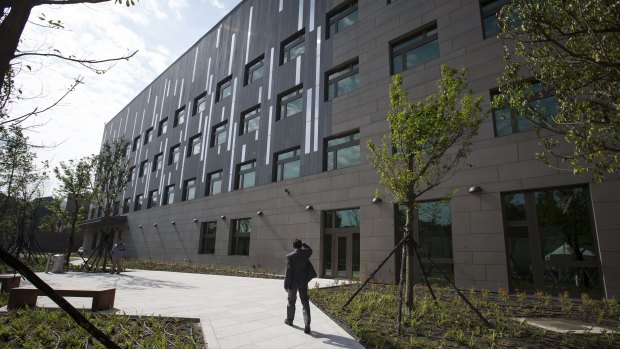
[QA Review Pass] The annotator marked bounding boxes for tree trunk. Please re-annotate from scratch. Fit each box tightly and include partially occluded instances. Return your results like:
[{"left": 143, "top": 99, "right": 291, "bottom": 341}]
[
  {"left": 0, "top": 1, "right": 34, "bottom": 86},
  {"left": 404, "top": 202, "right": 415, "bottom": 311}
]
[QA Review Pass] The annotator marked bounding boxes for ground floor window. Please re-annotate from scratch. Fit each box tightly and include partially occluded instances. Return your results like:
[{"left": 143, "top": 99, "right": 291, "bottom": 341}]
[
  {"left": 199, "top": 221, "right": 217, "bottom": 254},
  {"left": 396, "top": 201, "right": 453, "bottom": 284},
  {"left": 502, "top": 185, "right": 602, "bottom": 296},
  {"left": 322, "top": 208, "right": 360, "bottom": 279},
  {"left": 230, "top": 218, "right": 251, "bottom": 256}
]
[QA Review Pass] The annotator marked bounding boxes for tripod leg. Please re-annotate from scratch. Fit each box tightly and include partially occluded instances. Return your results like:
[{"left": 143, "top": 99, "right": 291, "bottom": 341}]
[{"left": 411, "top": 239, "right": 437, "bottom": 303}]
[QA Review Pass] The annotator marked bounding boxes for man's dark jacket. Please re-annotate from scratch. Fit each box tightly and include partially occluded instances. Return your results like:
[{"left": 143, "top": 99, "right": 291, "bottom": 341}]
[{"left": 284, "top": 243, "right": 317, "bottom": 289}]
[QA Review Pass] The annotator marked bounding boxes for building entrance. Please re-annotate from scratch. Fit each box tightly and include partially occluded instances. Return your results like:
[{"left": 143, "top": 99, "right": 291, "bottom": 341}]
[{"left": 322, "top": 208, "right": 360, "bottom": 279}]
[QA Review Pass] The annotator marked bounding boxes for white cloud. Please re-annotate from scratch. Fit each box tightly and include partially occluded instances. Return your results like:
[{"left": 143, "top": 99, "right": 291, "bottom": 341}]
[{"left": 209, "top": 0, "right": 226, "bottom": 10}]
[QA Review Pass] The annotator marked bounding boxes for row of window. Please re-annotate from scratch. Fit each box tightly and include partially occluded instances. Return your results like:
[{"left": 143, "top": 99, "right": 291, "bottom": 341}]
[{"left": 198, "top": 218, "right": 250, "bottom": 256}]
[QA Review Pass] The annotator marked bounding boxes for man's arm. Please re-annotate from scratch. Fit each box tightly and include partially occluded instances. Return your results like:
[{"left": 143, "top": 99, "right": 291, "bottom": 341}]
[
  {"left": 301, "top": 242, "right": 312, "bottom": 258},
  {"left": 284, "top": 256, "right": 292, "bottom": 291}
]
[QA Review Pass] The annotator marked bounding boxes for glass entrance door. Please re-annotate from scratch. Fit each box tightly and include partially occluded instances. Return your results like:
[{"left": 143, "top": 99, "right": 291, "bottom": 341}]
[{"left": 322, "top": 208, "right": 360, "bottom": 279}]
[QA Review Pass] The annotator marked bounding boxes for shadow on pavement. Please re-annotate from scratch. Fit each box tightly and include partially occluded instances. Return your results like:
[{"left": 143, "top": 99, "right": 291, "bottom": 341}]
[{"left": 308, "top": 330, "right": 360, "bottom": 348}]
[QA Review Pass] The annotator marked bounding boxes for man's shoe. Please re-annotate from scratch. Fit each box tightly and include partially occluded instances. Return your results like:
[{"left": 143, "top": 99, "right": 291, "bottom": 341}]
[
  {"left": 284, "top": 319, "right": 293, "bottom": 326},
  {"left": 304, "top": 324, "right": 310, "bottom": 334}
]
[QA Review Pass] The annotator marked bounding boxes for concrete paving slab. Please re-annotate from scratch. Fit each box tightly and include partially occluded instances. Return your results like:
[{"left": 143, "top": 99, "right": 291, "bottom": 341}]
[
  {"left": 515, "top": 317, "right": 619, "bottom": 334},
  {"left": 6, "top": 270, "right": 364, "bottom": 349}
]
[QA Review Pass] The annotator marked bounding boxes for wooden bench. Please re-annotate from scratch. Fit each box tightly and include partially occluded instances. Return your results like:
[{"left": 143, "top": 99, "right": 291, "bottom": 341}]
[
  {"left": 7, "top": 287, "right": 115, "bottom": 311},
  {"left": 0, "top": 275, "right": 20, "bottom": 292}
]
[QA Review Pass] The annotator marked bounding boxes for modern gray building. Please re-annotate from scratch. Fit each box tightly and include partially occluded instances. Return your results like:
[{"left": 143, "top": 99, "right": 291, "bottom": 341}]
[{"left": 83, "top": 0, "right": 620, "bottom": 298}]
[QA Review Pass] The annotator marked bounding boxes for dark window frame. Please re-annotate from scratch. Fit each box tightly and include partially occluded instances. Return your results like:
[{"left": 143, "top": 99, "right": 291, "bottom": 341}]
[
  {"left": 199, "top": 221, "right": 217, "bottom": 254},
  {"left": 210, "top": 121, "right": 228, "bottom": 147},
  {"left": 127, "top": 166, "right": 136, "bottom": 183},
  {"left": 193, "top": 92, "right": 207, "bottom": 115},
  {"left": 169, "top": 144, "right": 181, "bottom": 165},
  {"left": 206, "top": 170, "right": 223, "bottom": 196},
  {"left": 132, "top": 136, "right": 140, "bottom": 152},
  {"left": 144, "top": 127, "right": 154, "bottom": 145},
  {"left": 188, "top": 133, "right": 202, "bottom": 157},
  {"left": 216, "top": 75, "right": 233, "bottom": 102},
  {"left": 147, "top": 189, "right": 158, "bottom": 208},
  {"left": 235, "top": 160, "right": 257, "bottom": 190},
  {"left": 153, "top": 152, "right": 163, "bottom": 172},
  {"left": 182, "top": 177, "right": 197, "bottom": 201},
  {"left": 273, "top": 147, "right": 301, "bottom": 182},
  {"left": 122, "top": 198, "right": 131, "bottom": 214},
  {"left": 277, "top": 85, "right": 304, "bottom": 121},
  {"left": 158, "top": 117, "right": 168, "bottom": 137},
  {"left": 325, "top": 59, "right": 360, "bottom": 101},
  {"left": 174, "top": 106, "right": 186, "bottom": 127},
  {"left": 229, "top": 218, "right": 251, "bottom": 256},
  {"left": 390, "top": 22, "right": 439, "bottom": 75},
  {"left": 244, "top": 55, "right": 265, "bottom": 85},
  {"left": 324, "top": 130, "right": 360, "bottom": 171},
  {"left": 480, "top": 0, "right": 508, "bottom": 39},
  {"left": 134, "top": 194, "right": 144, "bottom": 211},
  {"left": 280, "top": 29, "right": 306, "bottom": 65},
  {"left": 139, "top": 160, "right": 148, "bottom": 178},
  {"left": 240, "top": 105, "right": 261, "bottom": 135},
  {"left": 326, "top": 0, "right": 358, "bottom": 39},
  {"left": 163, "top": 184, "right": 175, "bottom": 205}
]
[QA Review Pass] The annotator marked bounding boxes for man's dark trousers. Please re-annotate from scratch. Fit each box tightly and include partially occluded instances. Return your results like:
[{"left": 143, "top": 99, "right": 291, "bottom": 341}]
[{"left": 287, "top": 286, "right": 310, "bottom": 325}]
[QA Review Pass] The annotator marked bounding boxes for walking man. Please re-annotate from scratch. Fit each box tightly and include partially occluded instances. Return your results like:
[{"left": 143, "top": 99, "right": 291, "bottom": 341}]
[
  {"left": 284, "top": 239, "right": 317, "bottom": 334},
  {"left": 111, "top": 237, "right": 126, "bottom": 274}
]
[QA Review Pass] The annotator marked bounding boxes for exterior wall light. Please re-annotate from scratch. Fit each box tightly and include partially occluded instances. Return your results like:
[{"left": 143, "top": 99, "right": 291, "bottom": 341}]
[
  {"left": 171, "top": 221, "right": 176, "bottom": 225},
  {"left": 221, "top": 215, "right": 227, "bottom": 220},
  {"left": 305, "top": 205, "right": 314, "bottom": 211},
  {"left": 193, "top": 218, "right": 198, "bottom": 223},
  {"left": 372, "top": 197, "right": 383, "bottom": 204},
  {"left": 256, "top": 211, "right": 263, "bottom": 216},
  {"left": 153, "top": 222, "right": 158, "bottom": 227},
  {"left": 468, "top": 186, "right": 483, "bottom": 194},
  {"left": 138, "top": 224, "right": 143, "bottom": 229}
]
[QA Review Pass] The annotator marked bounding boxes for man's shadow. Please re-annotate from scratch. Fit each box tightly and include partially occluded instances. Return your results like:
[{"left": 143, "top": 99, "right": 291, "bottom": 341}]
[{"left": 289, "top": 325, "right": 360, "bottom": 348}]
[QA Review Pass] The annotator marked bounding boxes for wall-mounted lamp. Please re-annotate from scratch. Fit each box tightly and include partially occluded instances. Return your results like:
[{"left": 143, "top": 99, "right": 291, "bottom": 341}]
[
  {"left": 153, "top": 222, "right": 158, "bottom": 227},
  {"left": 372, "top": 197, "right": 383, "bottom": 204},
  {"left": 138, "top": 224, "right": 143, "bottom": 229},
  {"left": 284, "top": 188, "right": 290, "bottom": 195},
  {"left": 193, "top": 218, "right": 198, "bottom": 223},
  {"left": 305, "top": 205, "right": 314, "bottom": 211},
  {"left": 468, "top": 186, "right": 483, "bottom": 194},
  {"left": 256, "top": 211, "right": 263, "bottom": 216},
  {"left": 221, "top": 215, "right": 227, "bottom": 220},
  {"left": 171, "top": 221, "right": 176, "bottom": 225}
]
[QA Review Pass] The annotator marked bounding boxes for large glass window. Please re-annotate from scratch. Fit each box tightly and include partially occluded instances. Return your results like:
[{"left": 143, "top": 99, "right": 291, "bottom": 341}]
[
  {"left": 480, "top": 0, "right": 508, "bottom": 39},
  {"left": 147, "top": 189, "right": 158, "bottom": 208},
  {"left": 281, "top": 30, "right": 305, "bottom": 65},
  {"left": 327, "top": 0, "right": 358, "bottom": 39},
  {"left": 199, "top": 221, "right": 217, "bottom": 254},
  {"left": 127, "top": 166, "right": 135, "bottom": 183},
  {"left": 502, "top": 186, "right": 602, "bottom": 296},
  {"left": 169, "top": 144, "right": 181, "bottom": 165},
  {"left": 122, "top": 198, "right": 131, "bottom": 214},
  {"left": 236, "top": 160, "right": 256, "bottom": 190},
  {"left": 139, "top": 160, "right": 148, "bottom": 178},
  {"left": 326, "top": 60, "right": 360, "bottom": 100},
  {"left": 274, "top": 147, "right": 301, "bottom": 182},
  {"left": 492, "top": 82, "right": 558, "bottom": 137},
  {"left": 391, "top": 23, "right": 439, "bottom": 75},
  {"left": 325, "top": 131, "right": 360, "bottom": 171},
  {"left": 188, "top": 134, "right": 202, "bottom": 157},
  {"left": 144, "top": 127, "right": 153, "bottom": 145},
  {"left": 153, "top": 152, "right": 163, "bottom": 172},
  {"left": 216, "top": 76, "right": 233, "bottom": 102},
  {"left": 163, "top": 184, "right": 175, "bottom": 205},
  {"left": 182, "top": 178, "right": 196, "bottom": 201},
  {"left": 174, "top": 106, "right": 186, "bottom": 127},
  {"left": 206, "top": 170, "right": 223, "bottom": 196},
  {"left": 323, "top": 208, "right": 360, "bottom": 279},
  {"left": 244, "top": 55, "right": 265, "bottom": 85},
  {"left": 193, "top": 92, "right": 207, "bottom": 116},
  {"left": 134, "top": 194, "right": 144, "bottom": 211},
  {"left": 211, "top": 121, "right": 228, "bottom": 147},
  {"left": 240, "top": 106, "right": 260, "bottom": 135},
  {"left": 230, "top": 218, "right": 251, "bottom": 256},
  {"left": 277, "top": 85, "right": 303, "bottom": 120},
  {"left": 158, "top": 117, "right": 168, "bottom": 136},
  {"left": 132, "top": 136, "right": 140, "bottom": 152}
]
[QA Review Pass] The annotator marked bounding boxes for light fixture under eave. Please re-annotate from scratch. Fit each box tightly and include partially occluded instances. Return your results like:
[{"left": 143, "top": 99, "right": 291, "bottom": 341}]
[
  {"left": 138, "top": 224, "right": 143, "bottom": 229},
  {"left": 171, "top": 221, "right": 176, "bottom": 225},
  {"left": 193, "top": 218, "right": 198, "bottom": 223},
  {"left": 372, "top": 197, "right": 383, "bottom": 204},
  {"left": 153, "top": 223, "right": 158, "bottom": 227},
  {"left": 468, "top": 186, "right": 483, "bottom": 194},
  {"left": 305, "top": 205, "right": 314, "bottom": 211},
  {"left": 221, "top": 215, "right": 227, "bottom": 220},
  {"left": 256, "top": 211, "right": 263, "bottom": 216}
]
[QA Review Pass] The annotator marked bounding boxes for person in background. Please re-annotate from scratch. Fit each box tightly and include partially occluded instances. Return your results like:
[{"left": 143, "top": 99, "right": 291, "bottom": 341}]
[{"left": 111, "top": 238, "right": 126, "bottom": 274}]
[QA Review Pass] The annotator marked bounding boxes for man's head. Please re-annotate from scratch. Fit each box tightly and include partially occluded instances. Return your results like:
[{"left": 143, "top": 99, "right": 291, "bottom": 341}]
[{"left": 293, "top": 239, "right": 302, "bottom": 249}]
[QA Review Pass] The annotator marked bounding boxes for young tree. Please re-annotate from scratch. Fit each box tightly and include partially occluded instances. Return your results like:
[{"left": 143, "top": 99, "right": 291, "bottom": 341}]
[
  {"left": 497, "top": 0, "right": 620, "bottom": 182},
  {"left": 53, "top": 156, "right": 97, "bottom": 263},
  {"left": 367, "top": 65, "right": 485, "bottom": 312},
  {"left": 92, "top": 138, "right": 129, "bottom": 219}
]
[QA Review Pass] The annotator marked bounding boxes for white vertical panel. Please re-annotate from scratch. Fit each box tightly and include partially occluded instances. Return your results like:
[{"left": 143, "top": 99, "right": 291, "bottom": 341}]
[
  {"left": 228, "top": 33, "right": 236, "bottom": 76},
  {"left": 221, "top": 106, "right": 226, "bottom": 122},
  {"left": 295, "top": 55, "right": 302, "bottom": 84},
  {"left": 314, "top": 26, "right": 322, "bottom": 152},
  {"left": 178, "top": 78, "right": 184, "bottom": 108},
  {"left": 216, "top": 26, "right": 221, "bottom": 48},
  {"left": 227, "top": 78, "right": 238, "bottom": 152},
  {"left": 309, "top": 0, "right": 315, "bottom": 32},
  {"left": 298, "top": 0, "right": 304, "bottom": 31},
  {"left": 151, "top": 95, "right": 158, "bottom": 127},
  {"left": 268, "top": 47, "right": 275, "bottom": 100},
  {"left": 304, "top": 88, "right": 313, "bottom": 154},
  {"left": 192, "top": 48, "right": 199, "bottom": 83},
  {"left": 227, "top": 122, "right": 238, "bottom": 192},
  {"left": 205, "top": 57, "right": 212, "bottom": 91},
  {"left": 208, "top": 75, "right": 214, "bottom": 95},
  {"left": 266, "top": 106, "right": 274, "bottom": 165},
  {"left": 147, "top": 87, "right": 151, "bottom": 104},
  {"left": 173, "top": 79, "right": 178, "bottom": 96},
  {"left": 279, "top": 0, "right": 283, "bottom": 12},
  {"left": 166, "top": 79, "right": 171, "bottom": 97},
  {"left": 258, "top": 86, "right": 262, "bottom": 104},
  {"left": 245, "top": 6, "right": 253, "bottom": 64},
  {"left": 241, "top": 144, "right": 246, "bottom": 162}
]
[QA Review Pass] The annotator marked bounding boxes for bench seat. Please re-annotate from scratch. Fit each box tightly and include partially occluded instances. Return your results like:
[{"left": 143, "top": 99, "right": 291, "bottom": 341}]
[
  {"left": 7, "top": 287, "right": 115, "bottom": 311},
  {"left": 0, "top": 275, "right": 20, "bottom": 292}
]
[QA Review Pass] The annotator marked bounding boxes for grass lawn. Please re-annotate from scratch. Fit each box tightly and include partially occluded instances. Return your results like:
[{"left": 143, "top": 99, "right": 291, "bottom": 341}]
[{"left": 309, "top": 283, "right": 620, "bottom": 348}]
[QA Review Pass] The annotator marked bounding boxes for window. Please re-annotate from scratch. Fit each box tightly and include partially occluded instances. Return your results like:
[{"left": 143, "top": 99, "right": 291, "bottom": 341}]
[
  {"left": 240, "top": 106, "right": 260, "bottom": 135},
  {"left": 230, "top": 218, "right": 251, "bottom": 256},
  {"left": 216, "top": 76, "right": 233, "bottom": 102},
  {"left": 169, "top": 144, "right": 181, "bottom": 165},
  {"left": 206, "top": 170, "right": 223, "bottom": 196},
  {"left": 127, "top": 166, "right": 136, "bottom": 182},
  {"left": 210, "top": 121, "right": 228, "bottom": 147},
  {"left": 163, "top": 184, "right": 175, "bottom": 205},
  {"left": 324, "top": 131, "right": 360, "bottom": 171},
  {"left": 144, "top": 127, "right": 153, "bottom": 145},
  {"left": 134, "top": 194, "right": 144, "bottom": 211},
  {"left": 481, "top": 0, "right": 508, "bottom": 39},
  {"left": 326, "top": 60, "right": 360, "bottom": 100},
  {"left": 391, "top": 23, "right": 439, "bottom": 74},
  {"left": 132, "top": 136, "right": 140, "bottom": 152},
  {"left": 235, "top": 160, "right": 256, "bottom": 190},
  {"left": 125, "top": 144, "right": 131, "bottom": 158},
  {"left": 193, "top": 92, "right": 207, "bottom": 115},
  {"left": 277, "top": 85, "right": 303, "bottom": 120},
  {"left": 396, "top": 201, "right": 453, "bottom": 283},
  {"left": 199, "top": 221, "right": 217, "bottom": 254},
  {"left": 182, "top": 178, "right": 197, "bottom": 201},
  {"left": 153, "top": 152, "right": 163, "bottom": 172},
  {"left": 492, "top": 82, "right": 558, "bottom": 137},
  {"left": 280, "top": 30, "right": 305, "bottom": 65},
  {"left": 244, "top": 55, "right": 265, "bottom": 85},
  {"left": 188, "top": 134, "right": 202, "bottom": 157},
  {"left": 323, "top": 208, "right": 360, "bottom": 279},
  {"left": 327, "top": 0, "right": 358, "bottom": 39},
  {"left": 147, "top": 189, "right": 158, "bottom": 208},
  {"left": 139, "top": 160, "right": 148, "bottom": 177},
  {"left": 502, "top": 186, "right": 602, "bottom": 297},
  {"left": 174, "top": 107, "right": 186, "bottom": 127},
  {"left": 113, "top": 201, "right": 120, "bottom": 216},
  {"left": 158, "top": 117, "right": 168, "bottom": 136},
  {"left": 122, "top": 198, "right": 131, "bottom": 214},
  {"left": 274, "top": 147, "right": 301, "bottom": 182}
]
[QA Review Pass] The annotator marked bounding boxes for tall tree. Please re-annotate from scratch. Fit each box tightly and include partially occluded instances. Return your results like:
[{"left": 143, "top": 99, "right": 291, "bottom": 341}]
[
  {"left": 92, "top": 138, "right": 129, "bottom": 224},
  {"left": 367, "top": 65, "right": 485, "bottom": 311},
  {"left": 53, "top": 156, "right": 96, "bottom": 263},
  {"left": 496, "top": 0, "right": 620, "bottom": 182}
]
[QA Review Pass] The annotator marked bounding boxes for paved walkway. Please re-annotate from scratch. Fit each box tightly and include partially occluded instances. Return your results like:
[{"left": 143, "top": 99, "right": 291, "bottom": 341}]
[{"left": 5, "top": 270, "right": 364, "bottom": 349}]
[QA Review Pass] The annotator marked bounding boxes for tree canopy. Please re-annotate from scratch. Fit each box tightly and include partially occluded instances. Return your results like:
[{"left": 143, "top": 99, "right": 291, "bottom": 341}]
[{"left": 497, "top": 0, "right": 620, "bottom": 182}]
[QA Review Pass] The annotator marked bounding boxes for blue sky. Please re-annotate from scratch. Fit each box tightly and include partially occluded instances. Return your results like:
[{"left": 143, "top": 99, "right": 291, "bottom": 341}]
[{"left": 14, "top": 0, "right": 242, "bottom": 193}]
